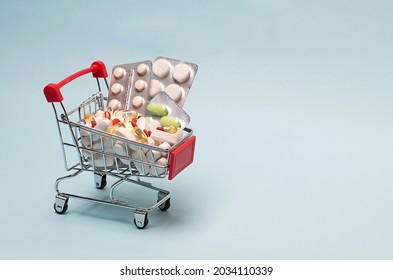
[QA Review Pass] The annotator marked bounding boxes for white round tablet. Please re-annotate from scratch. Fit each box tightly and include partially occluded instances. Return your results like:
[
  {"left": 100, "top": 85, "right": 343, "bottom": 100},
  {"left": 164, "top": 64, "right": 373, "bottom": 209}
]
[
  {"left": 152, "top": 58, "right": 171, "bottom": 78},
  {"left": 132, "top": 96, "right": 145, "bottom": 108},
  {"left": 149, "top": 79, "right": 163, "bottom": 98},
  {"left": 136, "top": 63, "right": 149, "bottom": 76},
  {"left": 113, "top": 67, "right": 126, "bottom": 79},
  {"left": 173, "top": 63, "right": 191, "bottom": 83},
  {"left": 107, "top": 99, "right": 122, "bottom": 111},
  {"left": 134, "top": 79, "right": 147, "bottom": 92},
  {"left": 111, "top": 83, "right": 123, "bottom": 95},
  {"left": 165, "top": 84, "right": 183, "bottom": 102}
]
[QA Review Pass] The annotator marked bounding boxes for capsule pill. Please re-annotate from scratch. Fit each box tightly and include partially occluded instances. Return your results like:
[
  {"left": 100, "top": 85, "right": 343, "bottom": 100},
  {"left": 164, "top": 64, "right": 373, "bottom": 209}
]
[
  {"left": 84, "top": 113, "right": 94, "bottom": 123},
  {"left": 163, "top": 126, "right": 178, "bottom": 134},
  {"left": 160, "top": 116, "right": 181, "bottom": 128},
  {"left": 147, "top": 103, "right": 168, "bottom": 117},
  {"left": 132, "top": 127, "right": 148, "bottom": 143}
]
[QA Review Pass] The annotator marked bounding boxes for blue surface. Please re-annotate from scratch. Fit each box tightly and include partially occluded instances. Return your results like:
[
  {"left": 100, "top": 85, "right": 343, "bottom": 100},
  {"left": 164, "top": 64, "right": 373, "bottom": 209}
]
[{"left": 1, "top": 0, "right": 393, "bottom": 259}]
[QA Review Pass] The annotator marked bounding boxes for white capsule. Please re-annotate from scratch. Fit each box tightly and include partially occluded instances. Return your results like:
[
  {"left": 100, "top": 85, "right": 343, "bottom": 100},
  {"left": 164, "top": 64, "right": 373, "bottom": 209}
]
[
  {"left": 148, "top": 157, "right": 167, "bottom": 176},
  {"left": 95, "top": 110, "right": 104, "bottom": 118},
  {"left": 158, "top": 142, "right": 171, "bottom": 157},
  {"left": 136, "top": 117, "right": 147, "bottom": 130},
  {"left": 146, "top": 149, "right": 162, "bottom": 163},
  {"left": 113, "top": 141, "right": 131, "bottom": 165},
  {"left": 132, "top": 148, "right": 150, "bottom": 175},
  {"left": 151, "top": 129, "right": 178, "bottom": 145},
  {"left": 115, "top": 127, "right": 137, "bottom": 151},
  {"left": 90, "top": 140, "right": 115, "bottom": 168},
  {"left": 142, "top": 137, "right": 156, "bottom": 154},
  {"left": 91, "top": 118, "right": 111, "bottom": 141}
]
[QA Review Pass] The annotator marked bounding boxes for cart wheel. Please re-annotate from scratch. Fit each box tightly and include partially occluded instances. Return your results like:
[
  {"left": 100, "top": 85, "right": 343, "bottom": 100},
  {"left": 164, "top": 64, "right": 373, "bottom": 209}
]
[
  {"left": 54, "top": 202, "right": 68, "bottom": 214},
  {"left": 158, "top": 198, "right": 171, "bottom": 211},
  {"left": 134, "top": 217, "right": 149, "bottom": 229},
  {"left": 94, "top": 173, "right": 107, "bottom": 189},
  {"left": 134, "top": 211, "right": 149, "bottom": 229}
]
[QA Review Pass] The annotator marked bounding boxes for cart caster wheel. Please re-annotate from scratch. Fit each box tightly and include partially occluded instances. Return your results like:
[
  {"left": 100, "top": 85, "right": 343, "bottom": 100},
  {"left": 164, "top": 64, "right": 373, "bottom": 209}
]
[
  {"left": 134, "top": 211, "right": 148, "bottom": 229},
  {"left": 158, "top": 198, "right": 171, "bottom": 211},
  {"left": 54, "top": 202, "right": 68, "bottom": 214},
  {"left": 134, "top": 218, "right": 149, "bottom": 229},
  {"left": 94, "top": 173, "right": 107, "bottom": 189}
]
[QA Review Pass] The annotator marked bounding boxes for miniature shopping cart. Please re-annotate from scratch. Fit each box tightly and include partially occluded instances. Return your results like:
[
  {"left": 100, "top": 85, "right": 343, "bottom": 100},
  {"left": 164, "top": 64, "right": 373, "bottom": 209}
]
[{"left": 43, "top": 61, "right": 196, "bottom": 229}]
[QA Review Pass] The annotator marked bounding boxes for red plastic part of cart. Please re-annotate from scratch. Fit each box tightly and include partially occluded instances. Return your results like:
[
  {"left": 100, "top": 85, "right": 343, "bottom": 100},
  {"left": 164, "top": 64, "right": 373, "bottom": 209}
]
[
  {"left": 168, "top": 136, "right": 196, "bottom": 180},
  {"left": 43, "top": 60, "right": 108, "bottom": 103}
]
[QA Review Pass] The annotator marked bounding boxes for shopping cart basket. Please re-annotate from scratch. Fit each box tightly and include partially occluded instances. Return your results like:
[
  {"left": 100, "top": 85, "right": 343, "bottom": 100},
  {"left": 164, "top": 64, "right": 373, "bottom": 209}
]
[{"left": 43, "top": 61, "right": 196, "bottom": 229}]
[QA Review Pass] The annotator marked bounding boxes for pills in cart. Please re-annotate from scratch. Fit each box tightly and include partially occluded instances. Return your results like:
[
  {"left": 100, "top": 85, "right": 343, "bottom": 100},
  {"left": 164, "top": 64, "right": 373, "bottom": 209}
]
[{"left": 79, "top": 56, "right": 198, "bottom": 177}]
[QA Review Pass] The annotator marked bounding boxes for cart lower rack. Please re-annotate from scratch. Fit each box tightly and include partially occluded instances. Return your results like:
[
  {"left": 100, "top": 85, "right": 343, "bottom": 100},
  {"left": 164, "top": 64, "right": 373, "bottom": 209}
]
[{"left": 44, "top": 61, "right": 196, "bottom": 229}]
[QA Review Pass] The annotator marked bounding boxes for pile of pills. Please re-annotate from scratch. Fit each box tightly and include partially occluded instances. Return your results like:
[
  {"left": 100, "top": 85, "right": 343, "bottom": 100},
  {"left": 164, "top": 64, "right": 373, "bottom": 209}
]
[
  {"left": 81, "top": 56, "right": 197, "bottom": 176},
  {"left": 80, "top": 106, "right": 183, "bottom": 175}
]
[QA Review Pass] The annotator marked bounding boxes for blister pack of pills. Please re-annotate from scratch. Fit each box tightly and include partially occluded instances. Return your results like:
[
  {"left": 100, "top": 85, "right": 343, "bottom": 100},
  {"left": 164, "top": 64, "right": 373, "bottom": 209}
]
[
  {"left": 107, "top": 63, "right": 133, "bottom": 111},
  {"left": 107, "top": 60, "right": 152, "bottom": 114},
  {"left": 147, "top": 91, "right": 190, "bottom": 129},
  {"left": 127, "top": 61, "right": 152, "bottom": 116},
  {"left": 108, "top": 57, "right": 197, "bottom": 114},
  {"left": 151, "top": 56, "right": 198, "bottom": 108}
]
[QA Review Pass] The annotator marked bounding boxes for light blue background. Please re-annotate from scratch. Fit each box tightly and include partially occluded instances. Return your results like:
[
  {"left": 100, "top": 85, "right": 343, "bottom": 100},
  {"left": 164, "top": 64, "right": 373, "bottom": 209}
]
[{"left": 1, "top": 0, "right": 393, "bottom": 259}]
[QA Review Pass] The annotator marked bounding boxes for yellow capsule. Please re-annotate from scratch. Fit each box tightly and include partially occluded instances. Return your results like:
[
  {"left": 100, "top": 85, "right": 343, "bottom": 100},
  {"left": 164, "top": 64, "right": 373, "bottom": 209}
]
[
  {"left": 84, "top": 113, "right": 94, "bottom": 123},
  {"left": 107, "top": 122, "right": 125, "bottom": 134},
  {"left": 163, "top": 126, "right": 178, "bottom": 134},
  {"left": 132, "top": 127, "right": 148, "bottom": 143},
  {"left": 123, "top": 110, "right": 139, "bottom": 122}
]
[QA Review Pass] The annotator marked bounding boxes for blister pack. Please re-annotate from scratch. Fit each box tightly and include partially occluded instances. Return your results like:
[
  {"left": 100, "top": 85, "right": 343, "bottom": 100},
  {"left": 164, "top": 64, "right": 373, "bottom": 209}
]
[
  {"left": 107, "top": 60, "right": 152, "bottom": 114},
  {"left": 151, "top": 56, "right": 198, "bottom": 108},
  {"left": 147, "top": 91, "right": 190, "bottom": 129},
  {"left": 127, "top": 60, "right": 152, "bottom": 116},
  {"left": 107, "top": 63, "right": 133, "bottom": 111}
]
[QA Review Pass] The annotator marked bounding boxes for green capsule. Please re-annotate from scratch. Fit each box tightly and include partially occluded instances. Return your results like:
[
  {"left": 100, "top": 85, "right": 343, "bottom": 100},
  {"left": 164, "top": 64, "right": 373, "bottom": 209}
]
[
  {"left": 160, "top": 116, "right": 181, "bottom": 128},
  {"left": 147, "top": 103, "right": 168, "bottom": 117}
]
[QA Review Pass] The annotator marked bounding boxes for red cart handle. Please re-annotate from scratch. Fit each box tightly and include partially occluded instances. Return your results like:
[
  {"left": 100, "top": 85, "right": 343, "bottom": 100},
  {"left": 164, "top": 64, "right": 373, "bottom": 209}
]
[{"left": 43, "top": 60, "right": 108, "bottom": 103}]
